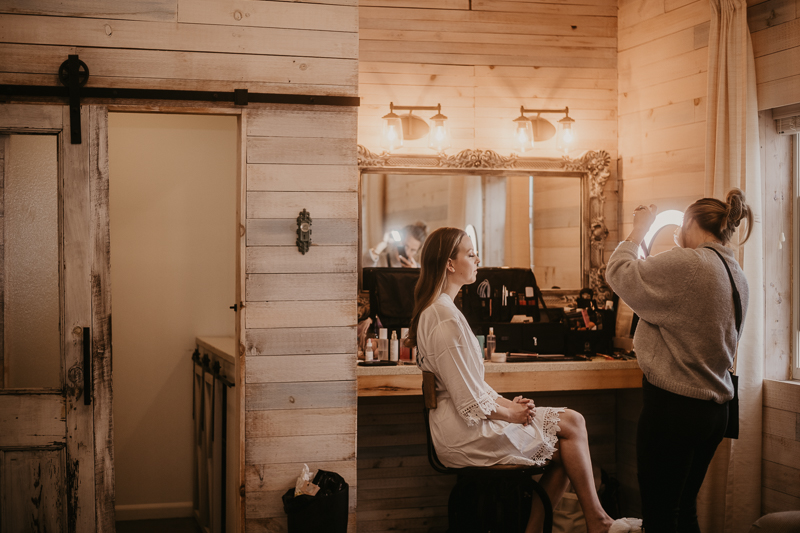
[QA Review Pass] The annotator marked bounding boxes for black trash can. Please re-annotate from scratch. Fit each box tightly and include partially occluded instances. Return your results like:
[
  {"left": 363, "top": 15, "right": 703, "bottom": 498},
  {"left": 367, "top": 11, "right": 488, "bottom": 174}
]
[{"left": 282, "top": 469, "right": 349, "bottom": 533}]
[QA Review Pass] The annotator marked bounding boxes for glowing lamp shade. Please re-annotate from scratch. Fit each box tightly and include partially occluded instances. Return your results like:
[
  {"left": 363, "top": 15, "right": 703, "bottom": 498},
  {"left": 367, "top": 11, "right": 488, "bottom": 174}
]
[
  {"left": 428, "top": 111, "right": 451, "bottom": 151},
  {"left": 640, "top": 209, "right": 685, "bottom": 258},
  {"left": 556, "top": 114, "right": 576, "bottom": 153},
  {"left": 513, "top": 115, "right": 534, "bottom": 152},
  {"left": 381, "top": 111, "right": 404, "bottom": 152}
]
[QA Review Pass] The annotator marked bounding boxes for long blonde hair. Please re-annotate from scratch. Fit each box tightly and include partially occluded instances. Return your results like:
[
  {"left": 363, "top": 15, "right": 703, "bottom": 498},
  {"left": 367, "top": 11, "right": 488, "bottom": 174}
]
[
  {"left": 405, "top": 227, "right": 466, "bottom": 348},
  {"left": 684, "top": 188, "right": 753, "bottom": 245}
]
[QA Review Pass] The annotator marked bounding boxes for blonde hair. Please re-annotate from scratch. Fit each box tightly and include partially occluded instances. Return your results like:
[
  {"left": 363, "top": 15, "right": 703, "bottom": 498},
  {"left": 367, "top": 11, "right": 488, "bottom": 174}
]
[
  {"left": 405, "top": 227, "right": 466, "bottom": 348},
  {"left": 684, "top": 188, "right": 753, "bottom": 245}
]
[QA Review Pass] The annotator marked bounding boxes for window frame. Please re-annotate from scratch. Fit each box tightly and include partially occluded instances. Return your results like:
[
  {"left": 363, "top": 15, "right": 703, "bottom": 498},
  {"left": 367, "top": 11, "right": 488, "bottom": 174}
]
[{"left": 794, "top": 134, "right": 800, "bottom": 380}]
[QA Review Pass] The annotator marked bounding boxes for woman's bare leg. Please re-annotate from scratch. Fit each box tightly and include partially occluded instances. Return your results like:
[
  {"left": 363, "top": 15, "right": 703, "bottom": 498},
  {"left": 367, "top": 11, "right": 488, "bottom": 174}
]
[
  {"left": 524, "top": 452, "right": 569, "bottom": 533},
  {"left": 555, "top": 409, "right": 613, "bottom": 533}
]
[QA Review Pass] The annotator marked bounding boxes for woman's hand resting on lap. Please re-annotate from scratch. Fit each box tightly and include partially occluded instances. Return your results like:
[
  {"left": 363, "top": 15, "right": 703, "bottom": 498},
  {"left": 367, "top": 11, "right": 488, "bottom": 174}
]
[{"left": 488, "top": 396, "right": 536, "bottom": 426}]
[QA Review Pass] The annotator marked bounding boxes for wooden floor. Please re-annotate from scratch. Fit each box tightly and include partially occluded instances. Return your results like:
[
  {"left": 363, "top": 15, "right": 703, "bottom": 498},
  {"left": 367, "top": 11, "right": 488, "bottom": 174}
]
[{"left": 116, "top": 518, "right": 201, "bottom": 533}]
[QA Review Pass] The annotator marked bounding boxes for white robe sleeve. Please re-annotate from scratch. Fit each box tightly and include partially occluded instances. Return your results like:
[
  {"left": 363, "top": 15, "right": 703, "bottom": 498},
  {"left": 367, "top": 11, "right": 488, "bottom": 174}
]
[{"left": 428, "top": 318, "right": 499, "bottom": 426}]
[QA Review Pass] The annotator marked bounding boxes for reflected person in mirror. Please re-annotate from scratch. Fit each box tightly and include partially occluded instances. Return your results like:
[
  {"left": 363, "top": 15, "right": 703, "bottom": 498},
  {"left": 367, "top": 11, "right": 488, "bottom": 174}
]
[
  {"left": 407, "top": 227, "right": 616, "bottom": 533},
  {"left": 605, "top": 189, "right": 753, "bottom": 533},
  {"left": 366, "top": 221, "right": 427, "bottom": 267}
]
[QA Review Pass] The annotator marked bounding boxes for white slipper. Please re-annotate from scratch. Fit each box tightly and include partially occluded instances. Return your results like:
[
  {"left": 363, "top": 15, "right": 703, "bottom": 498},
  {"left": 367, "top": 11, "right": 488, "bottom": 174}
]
[{"left": 609, "top": 517, "right": 643, "bottom": 533}]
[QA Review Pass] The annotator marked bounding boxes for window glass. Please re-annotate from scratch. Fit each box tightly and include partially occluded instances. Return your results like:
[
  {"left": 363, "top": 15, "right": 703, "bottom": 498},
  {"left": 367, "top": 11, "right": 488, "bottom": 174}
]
[{"left": 4, "top": 134, "right": 61, "bottom": 389}]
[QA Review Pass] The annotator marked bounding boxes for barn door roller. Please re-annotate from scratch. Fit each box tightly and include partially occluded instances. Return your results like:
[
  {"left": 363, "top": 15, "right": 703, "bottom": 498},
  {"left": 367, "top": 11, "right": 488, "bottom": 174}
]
[{"left": 58, "top": 55, "right": 89, "bottom": 144}]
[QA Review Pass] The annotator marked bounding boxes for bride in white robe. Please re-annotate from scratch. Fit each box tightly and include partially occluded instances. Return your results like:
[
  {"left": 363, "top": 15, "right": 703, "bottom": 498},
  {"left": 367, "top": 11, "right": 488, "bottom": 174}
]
[{"left": 407, "top": 227, "right": 616, "bottom": 533}]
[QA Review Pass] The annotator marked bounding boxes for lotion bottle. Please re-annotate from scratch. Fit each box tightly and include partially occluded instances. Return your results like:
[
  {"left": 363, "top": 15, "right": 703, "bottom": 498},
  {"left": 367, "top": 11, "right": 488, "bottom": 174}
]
[
  {"left": 486, "top": 327, "right": 496, "bottom": 361},
  {"left": 365, "top": 339, "right": 374, "bottom": 362},
  {"left": 378, "top": 328, "right": 389, "bottom": 361},
  {"left": 390, "top": 331, "right": 399, "bottom": 362},
  {"left": 399, "top": 328, "right": 410, "bottom": 361}
]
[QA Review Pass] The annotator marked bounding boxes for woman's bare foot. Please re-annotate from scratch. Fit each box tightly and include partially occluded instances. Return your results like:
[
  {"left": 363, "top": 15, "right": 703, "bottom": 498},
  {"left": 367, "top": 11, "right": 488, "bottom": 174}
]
[{"left": 585, "top": 512, "right": 614, "bottom": 533}]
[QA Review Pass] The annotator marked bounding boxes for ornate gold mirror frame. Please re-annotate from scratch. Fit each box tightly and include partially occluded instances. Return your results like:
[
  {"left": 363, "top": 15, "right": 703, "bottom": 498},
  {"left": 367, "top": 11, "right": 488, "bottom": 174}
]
[{"left": 357, "top": 145, "right": 614, "bottom": 305}]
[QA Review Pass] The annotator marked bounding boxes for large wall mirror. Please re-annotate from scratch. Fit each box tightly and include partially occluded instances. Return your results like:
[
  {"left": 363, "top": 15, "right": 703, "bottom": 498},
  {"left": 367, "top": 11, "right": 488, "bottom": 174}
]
[{"left": 358, "top": 146, "right": 614, "bottom": 301}]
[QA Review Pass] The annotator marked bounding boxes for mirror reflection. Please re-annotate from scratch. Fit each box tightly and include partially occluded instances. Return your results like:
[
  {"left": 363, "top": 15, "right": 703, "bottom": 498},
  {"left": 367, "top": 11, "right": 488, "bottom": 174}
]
[{"left": 360, "top": 173, "right": 583, "bottom": 289}]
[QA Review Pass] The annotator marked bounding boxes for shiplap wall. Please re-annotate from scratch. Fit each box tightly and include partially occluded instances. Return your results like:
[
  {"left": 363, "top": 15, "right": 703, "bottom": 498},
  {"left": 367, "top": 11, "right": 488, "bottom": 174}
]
[
  {"left": 617, "top": 0, "right": 710, "bottom": 226},
  {"left": 618, "top": 0, "right": 797, "bottom": 224},
  {"left": 244, "top": 105, "right": 359, "bottom": 533},
  {"left": 0, "top": 2, "right": 360, "bottom": 532},
  {"left": 358, "top": 390, "right": 619, "bottom": 533},
  {"left": 0, "top": 0, "right": 358, "bottom": 96},
  {"left": 751, "top": 0, "right": 800, "bottom": 110},
  {"left": 358, "top": 0, "right": 620, "bottom": 253},
  {"left": 762, "top": 380, "right": 800, "bottom": 512}
]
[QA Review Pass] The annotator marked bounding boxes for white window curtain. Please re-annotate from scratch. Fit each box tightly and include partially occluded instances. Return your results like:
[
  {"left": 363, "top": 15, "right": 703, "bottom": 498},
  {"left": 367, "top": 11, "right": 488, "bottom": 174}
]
[{"left": 699, "top": 0, "right": 764, "bottom": 531}]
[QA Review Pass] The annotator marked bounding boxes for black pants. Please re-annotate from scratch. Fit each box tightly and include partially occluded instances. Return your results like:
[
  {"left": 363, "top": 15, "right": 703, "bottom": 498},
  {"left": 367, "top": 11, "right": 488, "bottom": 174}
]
[{"left": 637, "top": 377, "right": 729, "bottom": 533}]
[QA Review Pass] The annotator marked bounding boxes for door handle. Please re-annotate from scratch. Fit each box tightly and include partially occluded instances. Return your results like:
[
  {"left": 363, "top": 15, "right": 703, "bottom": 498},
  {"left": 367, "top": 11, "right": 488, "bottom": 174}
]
[{"left": 83, "top": 327, "right": 92, "bottom": 405}]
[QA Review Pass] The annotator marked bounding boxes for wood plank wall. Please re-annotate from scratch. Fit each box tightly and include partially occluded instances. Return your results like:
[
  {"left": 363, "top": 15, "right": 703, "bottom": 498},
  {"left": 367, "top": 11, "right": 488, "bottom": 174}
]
[
  {"left": 0, "top": 0, "right": 358, "bottom": 97},
  {"left": 243, "top": 105, "right": 359, "bottom": 533},
  {"left": 617, "top": 0, "right": 710, "bottom": 224},
  {"left": 762, "top": 380, "right": 800, "bottom": 512},
  {"left": 751, "top": 0, "right": 800, "bottom": 110},
  {"left": 1, "top": 2, "right": 360, "bottom": 532},
  {"left": 618, "top": 0, "right": 797, "bottom": 221},
  {"left": 358, "top": 390, "right": 619, "bottom": 533},
  {"left": 358, "top": 0, "right": 620, "bottom": 253}
]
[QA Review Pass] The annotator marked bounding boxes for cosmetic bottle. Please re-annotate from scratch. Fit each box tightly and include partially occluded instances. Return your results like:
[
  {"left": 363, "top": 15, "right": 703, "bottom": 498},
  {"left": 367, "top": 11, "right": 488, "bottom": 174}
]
[
  {"left": 400, "top": 328, "right": 410, "bottom": 361},
  {"left": 390, "top": 331, "right": 399, "bottom": 362},
  {"left": 486, "top": 327, "right": 496, "bottom": 361},
  {"left": 365, "top": 339, "right": 374, "bottom": 362},
  {"left": 378, "top": 328, "right": 389, "bottom": 361},
  {"left": 411, "top": 347, "right": 417, "bottom": 364}
]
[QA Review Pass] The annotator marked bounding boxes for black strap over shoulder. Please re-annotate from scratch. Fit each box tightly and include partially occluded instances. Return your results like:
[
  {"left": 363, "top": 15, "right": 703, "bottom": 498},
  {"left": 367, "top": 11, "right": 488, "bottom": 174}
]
[{"left": 707, "top": 247, "right": 743, "bottom": 335}]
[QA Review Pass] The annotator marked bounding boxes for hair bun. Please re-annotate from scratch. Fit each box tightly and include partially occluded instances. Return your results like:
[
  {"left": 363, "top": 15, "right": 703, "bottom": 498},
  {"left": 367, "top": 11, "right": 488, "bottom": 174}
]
[
  {"left": 725, "top": 188, "right": 747, "bottom": 229},
  {"left": 414, "top": 220, "right": 428, "bottom": 232}
]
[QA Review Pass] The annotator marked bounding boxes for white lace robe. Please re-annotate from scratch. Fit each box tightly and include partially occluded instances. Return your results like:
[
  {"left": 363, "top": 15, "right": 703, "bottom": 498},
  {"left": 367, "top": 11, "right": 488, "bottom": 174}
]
[{"left": 417, "top": 293, "right": 564, "bottom": 468}]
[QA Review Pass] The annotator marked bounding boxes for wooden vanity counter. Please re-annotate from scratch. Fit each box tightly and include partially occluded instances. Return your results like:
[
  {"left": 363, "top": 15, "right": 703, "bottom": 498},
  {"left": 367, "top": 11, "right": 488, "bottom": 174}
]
[{"left": 357, "top": 359, "right": 642, "bottom": 396}]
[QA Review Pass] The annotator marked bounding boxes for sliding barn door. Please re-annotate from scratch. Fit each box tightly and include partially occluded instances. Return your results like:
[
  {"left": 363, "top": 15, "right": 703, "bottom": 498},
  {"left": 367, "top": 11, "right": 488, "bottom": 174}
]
[{"left": 0, "top": 104, "right": 114, "bottom": 532}]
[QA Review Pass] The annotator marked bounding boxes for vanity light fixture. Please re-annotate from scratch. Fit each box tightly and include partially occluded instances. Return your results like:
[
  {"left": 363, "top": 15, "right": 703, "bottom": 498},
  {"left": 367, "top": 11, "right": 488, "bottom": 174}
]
[
  {"left": 514, "top": 106, "right": 576, "bottom": 153},
  {"left": 380, "top": 102, "right": 450, "bottom": 152},
  {"left": 556, "top": 110, "right": 577, "bottom": 153},
  {"left": 427, "top": 104, "right": 451, "bottom": 152},
  {"left": 513, "top": 110, "right": 534, "bottom": 153},
  {"left": 381, "top": 106, "right": 404, "bottom": 152}
]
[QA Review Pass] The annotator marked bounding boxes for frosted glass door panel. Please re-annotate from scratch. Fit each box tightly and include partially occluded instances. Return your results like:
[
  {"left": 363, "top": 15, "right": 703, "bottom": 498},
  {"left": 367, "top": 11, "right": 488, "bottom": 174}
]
[{"left": 5, "top": 134, "right": 61, "bottom": 389}]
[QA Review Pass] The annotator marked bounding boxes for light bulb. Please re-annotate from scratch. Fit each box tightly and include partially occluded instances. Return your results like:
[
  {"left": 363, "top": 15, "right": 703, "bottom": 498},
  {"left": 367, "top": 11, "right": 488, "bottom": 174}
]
[
  {"left": 381, "top": 109, "right": 404, "bottom": 151},
  {"left": 428, "top": 111, "right": 451, "bottom": 151},
  {"left": 557, "top": 112, "right": 576, "bottom": 153},
  {"left": 513, "top": 113, "right": 534, "bottom": 152}
]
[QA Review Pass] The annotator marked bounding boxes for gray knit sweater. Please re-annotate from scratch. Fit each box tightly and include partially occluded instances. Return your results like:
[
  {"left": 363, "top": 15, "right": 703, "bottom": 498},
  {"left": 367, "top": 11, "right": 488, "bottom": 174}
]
[{"left": 605, "top": 240, "right": 748, "bottom": 403}]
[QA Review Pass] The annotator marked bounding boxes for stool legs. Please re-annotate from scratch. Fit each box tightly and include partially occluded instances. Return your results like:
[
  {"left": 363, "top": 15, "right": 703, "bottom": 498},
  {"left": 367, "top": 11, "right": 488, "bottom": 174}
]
[{"left": 447, "top": 472, "right": 553, "bottom": 533}]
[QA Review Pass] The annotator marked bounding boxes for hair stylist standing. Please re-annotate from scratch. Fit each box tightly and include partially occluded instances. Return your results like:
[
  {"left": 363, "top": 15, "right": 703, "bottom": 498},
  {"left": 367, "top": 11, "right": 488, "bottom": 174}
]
[{"left": 605, "top": 189, "right": 752, "bottom": 533}]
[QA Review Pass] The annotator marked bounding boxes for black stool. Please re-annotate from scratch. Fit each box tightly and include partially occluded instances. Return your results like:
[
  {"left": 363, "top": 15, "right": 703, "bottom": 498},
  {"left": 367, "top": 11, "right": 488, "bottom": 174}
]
[{"left": 422, "top": 371, "right": 554, "bottom": 533}]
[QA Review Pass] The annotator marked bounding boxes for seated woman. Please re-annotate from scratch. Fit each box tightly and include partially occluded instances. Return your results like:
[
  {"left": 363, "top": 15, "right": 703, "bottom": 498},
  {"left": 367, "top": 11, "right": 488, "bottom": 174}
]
[{"left": 407, "top": 226, "right": 616, "bottom": 533}]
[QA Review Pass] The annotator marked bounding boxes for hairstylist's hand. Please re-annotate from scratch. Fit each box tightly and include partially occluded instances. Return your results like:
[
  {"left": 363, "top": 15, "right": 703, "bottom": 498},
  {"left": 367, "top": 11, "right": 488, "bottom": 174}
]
[
  {"left": 625, "top": 203, "right": 658, "bottom": 246},
  {"left": 633, "top": 204, "right": 658, "bottom": 232}
]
